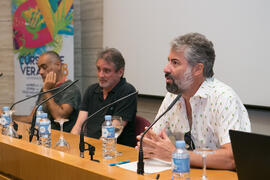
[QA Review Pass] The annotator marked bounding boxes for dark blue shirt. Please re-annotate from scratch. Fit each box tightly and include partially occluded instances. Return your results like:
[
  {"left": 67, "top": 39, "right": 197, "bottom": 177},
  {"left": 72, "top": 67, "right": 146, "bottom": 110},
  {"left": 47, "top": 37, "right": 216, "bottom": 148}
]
[
  {"left": 37, "top": 80, "right": 81, "bottom": 132},
  {"left": 80, "top": 78, "right": 137, "bottom": 147}
]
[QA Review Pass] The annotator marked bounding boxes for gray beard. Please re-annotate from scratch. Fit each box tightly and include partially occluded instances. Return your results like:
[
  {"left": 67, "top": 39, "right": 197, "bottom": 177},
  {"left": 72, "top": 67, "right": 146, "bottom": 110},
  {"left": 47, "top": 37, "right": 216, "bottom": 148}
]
[
  {"left": 166, "top": 66, "right": 193, "bottom": 94},
  {"left": 166, "top": 81, "right": 182, "bottom": 94}
]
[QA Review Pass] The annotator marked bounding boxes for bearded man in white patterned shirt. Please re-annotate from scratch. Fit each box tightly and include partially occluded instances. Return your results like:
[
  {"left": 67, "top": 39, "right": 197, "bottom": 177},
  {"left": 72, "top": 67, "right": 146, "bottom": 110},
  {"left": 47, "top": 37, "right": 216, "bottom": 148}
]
[{"left": 137, "top": 32, "right": 251, "bottom": 170}]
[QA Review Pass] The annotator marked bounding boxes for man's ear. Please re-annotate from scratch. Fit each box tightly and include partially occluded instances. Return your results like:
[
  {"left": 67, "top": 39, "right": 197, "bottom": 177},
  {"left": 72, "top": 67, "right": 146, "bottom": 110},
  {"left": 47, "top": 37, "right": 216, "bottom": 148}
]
[
  {"left": 193, "top": 63, "right": 204, "bottom": 77},
  {"left": 118, "top": 67, "right": 124, "bottom": 77},
  {"left": 55, "top": 60, "right": 62, "bottom": 71}
]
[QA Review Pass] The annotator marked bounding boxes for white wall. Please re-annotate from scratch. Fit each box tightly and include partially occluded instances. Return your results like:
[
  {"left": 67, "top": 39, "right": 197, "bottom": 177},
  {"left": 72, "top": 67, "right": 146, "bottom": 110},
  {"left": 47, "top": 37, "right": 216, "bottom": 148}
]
[{"left": 104, "top": 0, "right": 270, "bottom": 107}]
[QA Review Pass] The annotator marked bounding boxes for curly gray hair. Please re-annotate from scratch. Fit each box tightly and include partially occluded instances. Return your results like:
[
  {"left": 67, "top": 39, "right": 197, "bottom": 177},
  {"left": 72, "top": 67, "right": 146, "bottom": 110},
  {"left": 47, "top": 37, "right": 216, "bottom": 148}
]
[{"left": 171, "top": 33, "right": 216, "bottom": 78}]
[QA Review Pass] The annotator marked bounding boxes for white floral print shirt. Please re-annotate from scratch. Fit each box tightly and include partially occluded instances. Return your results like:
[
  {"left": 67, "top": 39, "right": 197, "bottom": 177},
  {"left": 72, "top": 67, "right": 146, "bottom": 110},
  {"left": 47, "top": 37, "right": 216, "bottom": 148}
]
[{"left": 152, "top": 78, "right": 251, "bottom": 149}]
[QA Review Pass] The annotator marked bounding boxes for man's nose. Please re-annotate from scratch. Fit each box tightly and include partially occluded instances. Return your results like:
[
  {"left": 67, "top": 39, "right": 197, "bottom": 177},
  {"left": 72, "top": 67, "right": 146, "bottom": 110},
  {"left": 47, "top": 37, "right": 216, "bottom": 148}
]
[
  {"left": 39, "top": 68, "right": 44, "bottom": 75},
  {"left": 98, "top": 70, "right": 105, "bottom": 77},
  {"left": 164, "top": 63, "right": 171, "bottom": 74}
]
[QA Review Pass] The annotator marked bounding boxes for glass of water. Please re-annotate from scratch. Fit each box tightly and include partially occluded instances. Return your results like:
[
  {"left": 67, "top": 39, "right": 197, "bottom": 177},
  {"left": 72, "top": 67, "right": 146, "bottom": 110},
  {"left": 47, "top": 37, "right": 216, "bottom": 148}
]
[
  {"left": 54, "top": 119, "right": 70, "bottom": 152},
  {"left": 193, "top": 147, "right": 216, "bottom": 180},
  {"left": 112, "top": 116, "right": 123, "bottom": 156}
]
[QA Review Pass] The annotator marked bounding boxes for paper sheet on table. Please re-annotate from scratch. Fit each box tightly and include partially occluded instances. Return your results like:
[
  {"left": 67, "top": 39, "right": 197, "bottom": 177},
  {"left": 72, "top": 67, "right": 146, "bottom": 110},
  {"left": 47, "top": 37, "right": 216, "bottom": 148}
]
[{"left": 117, "top": 158, "right": 171, "bottom": 174}]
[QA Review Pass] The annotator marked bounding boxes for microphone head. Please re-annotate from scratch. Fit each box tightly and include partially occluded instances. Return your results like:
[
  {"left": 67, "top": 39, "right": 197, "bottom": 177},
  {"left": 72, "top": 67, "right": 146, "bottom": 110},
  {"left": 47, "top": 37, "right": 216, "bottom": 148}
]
[{"left": 0, "top": 72, "right": 3, "bottom": 77}]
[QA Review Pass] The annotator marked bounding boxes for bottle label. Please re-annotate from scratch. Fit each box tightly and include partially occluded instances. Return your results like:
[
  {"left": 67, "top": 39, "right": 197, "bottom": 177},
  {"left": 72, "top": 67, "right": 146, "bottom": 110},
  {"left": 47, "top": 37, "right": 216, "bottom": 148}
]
[
  {"left": 173, "top": 158, "right": 190, "bottom": 173},
  {"left": 39, "top": 123, "right": 51, "bottom": 135},
  {"left": 2, "top": 115, "right": 11, "bottom": 127},
  {"left": 36, "top": 117, "right": 41, "bottom": 127},
  {"left": 0, "top": 117, "right": 4, "bottom": 125},
  {"left": 102, "top": 127, "right": 115, "bottom": 138}
]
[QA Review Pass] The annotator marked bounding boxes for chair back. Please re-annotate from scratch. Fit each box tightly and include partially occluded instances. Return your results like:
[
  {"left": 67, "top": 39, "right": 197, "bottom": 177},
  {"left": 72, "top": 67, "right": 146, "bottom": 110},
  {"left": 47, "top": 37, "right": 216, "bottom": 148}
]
[{"left": 135, "top": 115, "right": 150, "bottom": 136}]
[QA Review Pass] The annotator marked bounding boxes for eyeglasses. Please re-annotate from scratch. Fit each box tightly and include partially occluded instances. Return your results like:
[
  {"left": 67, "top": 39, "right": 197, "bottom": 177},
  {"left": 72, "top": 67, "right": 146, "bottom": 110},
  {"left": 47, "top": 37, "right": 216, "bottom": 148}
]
[{"left": 184, "top": 131, "right": 195, "bottom": 150}]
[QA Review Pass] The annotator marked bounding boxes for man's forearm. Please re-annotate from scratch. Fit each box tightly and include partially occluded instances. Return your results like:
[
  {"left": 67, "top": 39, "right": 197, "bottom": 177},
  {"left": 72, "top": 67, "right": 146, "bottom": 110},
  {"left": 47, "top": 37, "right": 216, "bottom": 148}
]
[
  {"left": 189, "top": 144, "right": 235, "bottom": 170},
  {"left": 43, "top": 92, "right": 69, "bottom": 119},
  {"left": 71, "top": 123, "right": 81, "bottom": 134},
  {"left": 71, "top": 111, "right": 89, "bottom": 135},
  {"left": 13, "top": 115, "right": 32, "bottom": 123}
]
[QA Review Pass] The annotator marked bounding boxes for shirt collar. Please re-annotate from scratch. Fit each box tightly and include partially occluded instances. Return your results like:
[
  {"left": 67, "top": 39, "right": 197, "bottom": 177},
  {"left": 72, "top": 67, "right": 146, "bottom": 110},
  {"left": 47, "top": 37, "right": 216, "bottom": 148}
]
[
  {"left": 94, "top": 77, "right": 126, "bottom": 95},
  {"left": 110, "top": 77, "right": 126, "bottom": 93},
  {"left": 193, "top": 77, "right": 214, "bottom": 99},
  {"left": 55, "top": 77, "right": 67, "bottom": 88}
]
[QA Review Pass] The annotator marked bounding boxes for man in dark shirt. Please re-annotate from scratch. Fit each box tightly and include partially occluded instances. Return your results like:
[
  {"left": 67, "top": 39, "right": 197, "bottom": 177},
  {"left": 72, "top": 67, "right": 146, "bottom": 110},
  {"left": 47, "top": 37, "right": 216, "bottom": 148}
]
[
  {"left": 35, "top": 79, "right": 81, "bottom": 132},
  {"left": 71, "top": 48, "right": 137, "bottom": 147},
  {"left": 14, "top": 51, "right": 81, "bottom": 132}
]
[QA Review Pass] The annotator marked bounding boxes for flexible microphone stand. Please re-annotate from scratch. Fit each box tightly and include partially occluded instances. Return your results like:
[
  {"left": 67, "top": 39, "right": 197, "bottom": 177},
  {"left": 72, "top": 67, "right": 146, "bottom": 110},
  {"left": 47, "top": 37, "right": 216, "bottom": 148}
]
[
  {"left": 29, "top": 80, "right": 79, "bottom": 142},
  {"left": 10, "top": 87, "right": 60, "bottom": 110},
  {"left": 137, "top": 93, "right": 182, "bottom": 175},
  {"left": 10, "top": 87, "right": 60, "bottom": 132},
  {"left": 79, "top": 91, "right": 138, "bottom": 161}
]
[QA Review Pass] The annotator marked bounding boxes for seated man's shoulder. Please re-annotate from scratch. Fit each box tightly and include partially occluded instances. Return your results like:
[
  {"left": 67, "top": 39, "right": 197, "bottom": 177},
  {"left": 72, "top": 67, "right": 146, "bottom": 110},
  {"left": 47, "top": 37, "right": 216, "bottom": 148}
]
[
  {"left": 118, "top": 80, "right": 136, "bottom": 94},
  {"left": 60, "top": 80, "right": 81, "bottom": 94},
  {"left": 72, "top": 83, "right": 81, "bottom": 93},
  {"left": 208, "top": 78, "right": 239, "bottom": 99},
  {"left": 123, "top": 81, "right": 136, "bottom": 90},
  {"left": 85, "top": 83, "right": 100, "bottom": 93}
]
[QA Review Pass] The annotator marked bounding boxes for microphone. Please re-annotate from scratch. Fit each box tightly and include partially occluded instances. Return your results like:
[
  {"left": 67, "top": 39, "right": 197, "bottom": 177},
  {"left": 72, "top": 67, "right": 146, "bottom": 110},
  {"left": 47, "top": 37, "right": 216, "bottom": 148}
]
[
  {"left": 79, "top": 91, "right": 138, "bottom": 158},
  {"left": 10, "top": 87, "right": 60, "bottom": 110},
  {"left": 0, "top": 72, "right": 3, "bottom": 77},
  {"left": 137, "top": 93, "right": 182, "bottom": 175},
  {"left": 29, "top": 79, "right": 79, "bottom": 142},
  {"left": 10, "top": 86, "right": 60, "bottom": 132}
]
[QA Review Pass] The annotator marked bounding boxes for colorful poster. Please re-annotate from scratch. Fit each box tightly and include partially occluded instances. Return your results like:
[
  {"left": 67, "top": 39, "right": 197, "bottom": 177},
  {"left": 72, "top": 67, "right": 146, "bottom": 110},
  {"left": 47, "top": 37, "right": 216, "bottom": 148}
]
[{"left": 12, "top": 0, "right": 74, "bottom": 115}]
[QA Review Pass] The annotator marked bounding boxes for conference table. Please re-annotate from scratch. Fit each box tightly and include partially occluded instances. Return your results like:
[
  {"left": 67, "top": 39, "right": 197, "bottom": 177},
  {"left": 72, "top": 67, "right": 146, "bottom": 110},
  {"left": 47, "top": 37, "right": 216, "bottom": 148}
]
[{"left": 0, "top": 122, "right": 238, "bottom": 180}]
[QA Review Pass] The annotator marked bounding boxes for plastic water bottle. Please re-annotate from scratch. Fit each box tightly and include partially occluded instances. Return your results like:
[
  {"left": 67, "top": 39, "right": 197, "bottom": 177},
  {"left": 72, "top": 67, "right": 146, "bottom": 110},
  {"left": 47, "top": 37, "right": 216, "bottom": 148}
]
[
  {"left": 172, "top": 140, "right": 190, "bottom": 180},
  {"left": 0, "top": 113, "right": 4, "bottom": 126},
  {"left": 1, "top": 106, "right": 11, "bottom": 128},
  {"left": 38, "top": 113, "right": 51, "bottom": 148},
  {"left": 102, "top": 115, "right": 116, "bottom": 159},
  {"left": 0, "top": 107, "right": 6, "bottom": 126},
  {"left": 35, "top": 105, "right": 43, "bottom": 128}
]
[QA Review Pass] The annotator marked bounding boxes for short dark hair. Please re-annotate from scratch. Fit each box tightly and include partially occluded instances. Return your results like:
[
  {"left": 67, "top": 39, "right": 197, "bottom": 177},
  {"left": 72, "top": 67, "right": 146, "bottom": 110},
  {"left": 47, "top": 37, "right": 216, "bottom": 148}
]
[
  {"left": 171, "top": 33, "right": 216, "bottom": 77},
  {"left": 97, "top": 48, "right": 125, "bottom": 72},
  {"left": 41, "top": 51, "right": 61, "bottom": 63}
]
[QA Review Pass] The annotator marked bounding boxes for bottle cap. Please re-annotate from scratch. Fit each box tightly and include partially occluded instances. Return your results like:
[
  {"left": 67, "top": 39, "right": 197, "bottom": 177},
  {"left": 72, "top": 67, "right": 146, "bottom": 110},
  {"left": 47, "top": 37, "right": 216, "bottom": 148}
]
[
  {"left": 37, "top": 105, "right": 43, "bottom": 111},
  {"left": 105, "top": 115, "right": 112, "bottom": 121},
  {"left": 175, "top": 140, "right": 186, "bottom": 148},
  {"left": 2, "top": 106, "right": 9, "bottom": 111}
]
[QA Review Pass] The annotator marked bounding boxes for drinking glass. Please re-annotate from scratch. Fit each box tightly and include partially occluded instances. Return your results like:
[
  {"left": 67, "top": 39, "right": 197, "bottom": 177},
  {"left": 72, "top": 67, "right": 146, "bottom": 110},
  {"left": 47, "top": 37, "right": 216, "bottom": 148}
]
[
  {"left": 112, "top": 116, "right": 123, "bottom": 156},
  {"left": 54, "top": 119, "right": 69, "bottom": 152},
  {"left": 194, "top": 147, "right": 216, "bottom": 180}
]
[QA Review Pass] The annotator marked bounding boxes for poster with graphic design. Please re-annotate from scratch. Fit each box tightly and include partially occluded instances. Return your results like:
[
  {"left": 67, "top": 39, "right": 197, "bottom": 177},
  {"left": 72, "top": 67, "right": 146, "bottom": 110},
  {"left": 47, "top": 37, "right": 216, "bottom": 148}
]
[{"left": 12, "top": 0, "right": 74, "bottom": 115}]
